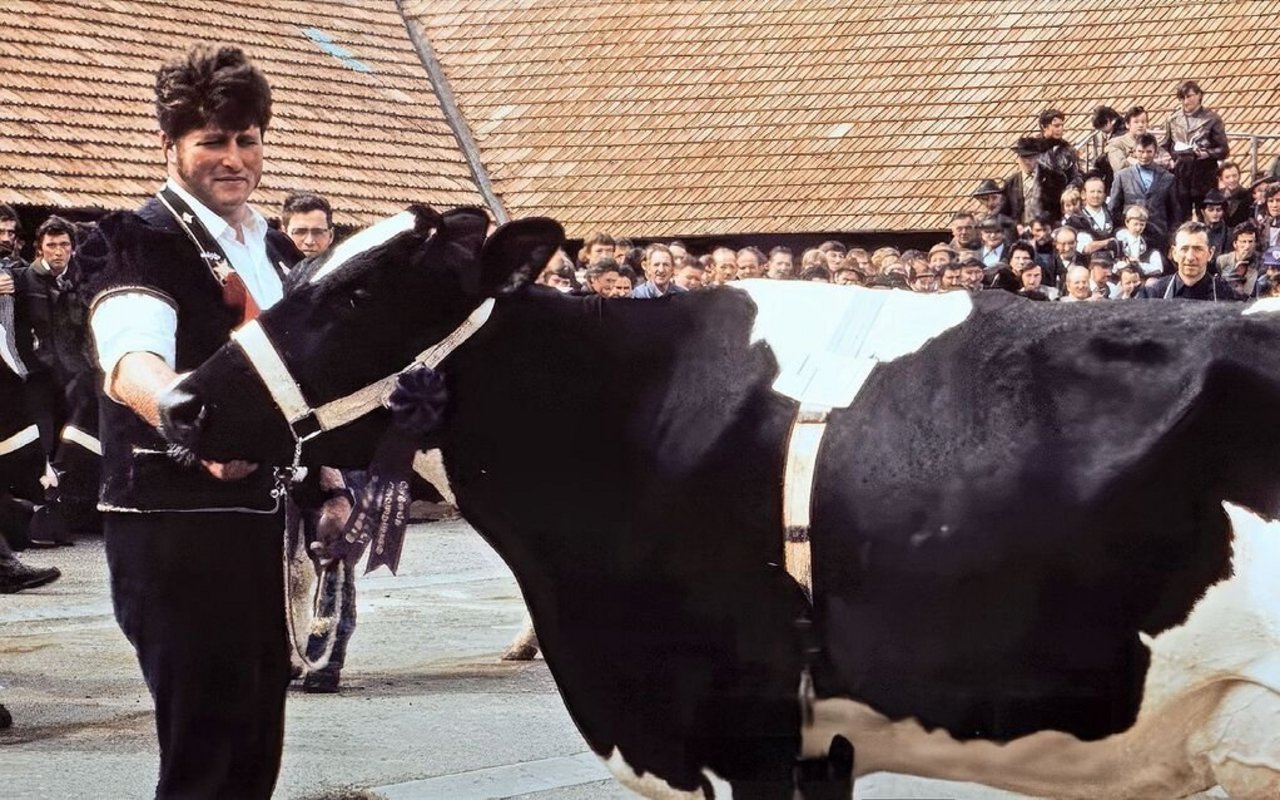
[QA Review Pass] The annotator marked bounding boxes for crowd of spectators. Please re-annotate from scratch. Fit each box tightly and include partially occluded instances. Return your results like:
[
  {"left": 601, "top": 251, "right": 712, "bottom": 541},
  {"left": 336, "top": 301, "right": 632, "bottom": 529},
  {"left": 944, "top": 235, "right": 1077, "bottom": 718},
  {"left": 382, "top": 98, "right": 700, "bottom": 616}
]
[{"left": 539, "top": 82, "right": 1280, "bottom": 304}]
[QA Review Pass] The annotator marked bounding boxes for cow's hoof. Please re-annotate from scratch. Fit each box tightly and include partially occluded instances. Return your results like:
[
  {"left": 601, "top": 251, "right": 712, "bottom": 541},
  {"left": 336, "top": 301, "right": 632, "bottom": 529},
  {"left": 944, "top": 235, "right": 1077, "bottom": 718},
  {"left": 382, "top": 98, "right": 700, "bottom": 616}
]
[
  {"left": 0, "top": 703, "right": 11, "bottom": 730},
  {"left": 303, "top": 671, "right": 341, "bottom": 693},
  {"left": 501, "top": 643, "right": 539, "bottom": 661}
]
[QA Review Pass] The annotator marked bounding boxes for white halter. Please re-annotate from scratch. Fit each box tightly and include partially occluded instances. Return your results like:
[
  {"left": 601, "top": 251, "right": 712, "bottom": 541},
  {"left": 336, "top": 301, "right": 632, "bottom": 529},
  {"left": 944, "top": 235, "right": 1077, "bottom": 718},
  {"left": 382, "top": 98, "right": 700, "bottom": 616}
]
[{"left": 230, "top": 298, "right": 495, "bottom": 444}]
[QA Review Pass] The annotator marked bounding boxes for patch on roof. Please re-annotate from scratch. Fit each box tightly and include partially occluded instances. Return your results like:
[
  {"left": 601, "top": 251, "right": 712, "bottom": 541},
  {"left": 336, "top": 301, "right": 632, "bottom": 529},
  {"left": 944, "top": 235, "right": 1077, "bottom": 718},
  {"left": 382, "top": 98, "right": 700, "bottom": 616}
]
[{"left": 301, "top": 27, "right": 374, "bottom": 74}]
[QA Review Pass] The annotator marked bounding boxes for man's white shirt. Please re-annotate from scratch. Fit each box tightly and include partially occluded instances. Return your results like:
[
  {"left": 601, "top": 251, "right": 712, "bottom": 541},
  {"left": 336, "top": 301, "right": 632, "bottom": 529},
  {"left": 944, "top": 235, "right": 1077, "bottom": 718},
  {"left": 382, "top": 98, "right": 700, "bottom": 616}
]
[{"left": 91, "top": 180, "right": 283, "bottom": 385}]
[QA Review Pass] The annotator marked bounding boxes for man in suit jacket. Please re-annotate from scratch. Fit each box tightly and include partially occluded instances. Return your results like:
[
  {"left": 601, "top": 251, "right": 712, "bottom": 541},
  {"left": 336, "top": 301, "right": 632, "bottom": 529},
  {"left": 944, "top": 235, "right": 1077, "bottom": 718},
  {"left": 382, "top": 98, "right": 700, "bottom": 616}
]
[{"left": 1109, "top": 133, "right": 1181, "bottom": 254}]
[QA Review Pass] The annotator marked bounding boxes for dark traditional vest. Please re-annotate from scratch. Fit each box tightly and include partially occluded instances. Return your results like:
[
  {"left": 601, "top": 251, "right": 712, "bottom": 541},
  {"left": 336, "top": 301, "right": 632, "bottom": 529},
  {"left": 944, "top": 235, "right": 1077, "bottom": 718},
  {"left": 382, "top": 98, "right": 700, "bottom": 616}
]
[{"left": 81, "top": 198, "right": 301, "bottom": 513}]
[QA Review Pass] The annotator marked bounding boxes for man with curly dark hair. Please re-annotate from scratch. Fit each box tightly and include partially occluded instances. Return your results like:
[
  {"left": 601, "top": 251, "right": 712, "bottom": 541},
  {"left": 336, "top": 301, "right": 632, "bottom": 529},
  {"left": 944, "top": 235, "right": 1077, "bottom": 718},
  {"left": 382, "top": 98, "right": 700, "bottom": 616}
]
[{"left": 78, "top": 44, "right": 302, "bottom": 798}]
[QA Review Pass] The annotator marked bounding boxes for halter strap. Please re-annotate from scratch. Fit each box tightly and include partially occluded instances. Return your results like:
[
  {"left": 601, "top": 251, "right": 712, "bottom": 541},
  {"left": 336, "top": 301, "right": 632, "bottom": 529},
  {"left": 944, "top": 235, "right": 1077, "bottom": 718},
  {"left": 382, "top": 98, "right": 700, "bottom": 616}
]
[{"left": 231, "top": 298, "right": 496, "bottom": 443}]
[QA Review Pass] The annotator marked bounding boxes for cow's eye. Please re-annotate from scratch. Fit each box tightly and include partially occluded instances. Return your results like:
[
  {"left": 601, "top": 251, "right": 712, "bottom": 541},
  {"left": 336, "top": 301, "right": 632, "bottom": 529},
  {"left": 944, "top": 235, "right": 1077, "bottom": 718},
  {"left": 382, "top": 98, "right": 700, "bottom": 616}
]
[{"left": 349, "top": 287, "right": 373, "bottom": 306}]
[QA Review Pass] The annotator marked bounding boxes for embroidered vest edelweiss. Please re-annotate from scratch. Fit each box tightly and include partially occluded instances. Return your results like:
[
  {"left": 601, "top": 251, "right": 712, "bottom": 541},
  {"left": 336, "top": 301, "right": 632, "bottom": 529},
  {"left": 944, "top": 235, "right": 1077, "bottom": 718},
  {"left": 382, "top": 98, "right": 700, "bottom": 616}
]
[{"left": 83, "top": 200, "right": 300, "bottom": 513}]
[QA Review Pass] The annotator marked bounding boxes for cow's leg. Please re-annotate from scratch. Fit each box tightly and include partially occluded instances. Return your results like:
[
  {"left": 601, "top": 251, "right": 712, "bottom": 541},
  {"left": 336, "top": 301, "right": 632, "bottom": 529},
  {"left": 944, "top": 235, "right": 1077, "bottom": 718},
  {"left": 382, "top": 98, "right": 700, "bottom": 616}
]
[
  {"left": 794, "top": 735, "right": 854, "bottom": 799},
  {"left": 1197, "top": 681, "right": 1280, "bottom": 799},
  {"left": 501, "top": 612, "right": 539, "bottom": 661}
]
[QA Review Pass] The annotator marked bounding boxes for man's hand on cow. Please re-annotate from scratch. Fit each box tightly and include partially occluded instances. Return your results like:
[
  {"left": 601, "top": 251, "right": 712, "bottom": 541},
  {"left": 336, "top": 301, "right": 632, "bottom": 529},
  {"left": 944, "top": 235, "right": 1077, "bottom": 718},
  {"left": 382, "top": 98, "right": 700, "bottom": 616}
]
[
  {"left": 200, "top": 459, "right": 259, "bottom": 481},
  {"left": 0, "top": 272, "right": 14, "bottom": 294}
]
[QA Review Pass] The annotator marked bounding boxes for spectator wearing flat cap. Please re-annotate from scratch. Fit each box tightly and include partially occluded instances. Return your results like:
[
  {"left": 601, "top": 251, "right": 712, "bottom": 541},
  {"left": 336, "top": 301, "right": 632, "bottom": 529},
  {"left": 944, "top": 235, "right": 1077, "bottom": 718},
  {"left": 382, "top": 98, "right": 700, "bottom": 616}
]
[
  {"left": 971, "top": 180, "right": 1017, "bottom": 246},
  {"left": 1163, "top": 81, "right": 1229, "bottom": 220},
  {"left": 927, "top": 242, "right": 958, "bottom": 273},
  {"left": 1200, "top": 189, "right": 1229, "bottom": 263},
  {"left": 1087, "top": 250, "right": 1117, "bottom": 299},
  {"left": 977, "top": 216, "right": 1007, "bottom": 267},
  {"left": 1255, "top": 246, "right": 1280, "bottom": 298}
]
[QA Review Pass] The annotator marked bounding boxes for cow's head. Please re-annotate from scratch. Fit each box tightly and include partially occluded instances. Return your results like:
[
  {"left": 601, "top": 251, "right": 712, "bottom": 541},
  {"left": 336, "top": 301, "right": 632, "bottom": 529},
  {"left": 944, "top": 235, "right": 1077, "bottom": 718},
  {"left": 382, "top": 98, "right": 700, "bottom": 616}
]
[{"left": 157, "top": 205, "right": 564, "bottom": 465}]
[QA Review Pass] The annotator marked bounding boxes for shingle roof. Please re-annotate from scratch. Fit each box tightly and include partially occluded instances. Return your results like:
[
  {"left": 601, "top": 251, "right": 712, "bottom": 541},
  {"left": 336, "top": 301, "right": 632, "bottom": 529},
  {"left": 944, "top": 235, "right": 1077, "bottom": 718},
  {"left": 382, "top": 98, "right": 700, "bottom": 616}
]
[
  {"left": 406, "top": 0, "right": 1280, "bottom": 238},
  {"left": 4, "top": 2, "right": 1279, "bottom": 237},
  {"left": 0, "top": 0, "right": 484, "bottom": 226}
]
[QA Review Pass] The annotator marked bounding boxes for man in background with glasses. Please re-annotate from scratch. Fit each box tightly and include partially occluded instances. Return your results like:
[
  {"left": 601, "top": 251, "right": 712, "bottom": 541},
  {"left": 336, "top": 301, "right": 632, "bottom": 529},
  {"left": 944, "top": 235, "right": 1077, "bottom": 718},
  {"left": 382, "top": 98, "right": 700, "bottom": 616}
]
[{"left": 282, "top": 191, "right": 335, "bottom": 259}]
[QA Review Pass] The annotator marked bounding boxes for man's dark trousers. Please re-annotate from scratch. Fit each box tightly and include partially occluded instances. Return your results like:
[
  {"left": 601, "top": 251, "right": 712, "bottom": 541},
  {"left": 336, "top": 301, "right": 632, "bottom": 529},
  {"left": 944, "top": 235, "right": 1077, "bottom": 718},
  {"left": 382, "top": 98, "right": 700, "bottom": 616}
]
[{"left": 105, "top": 509, "right": 290, "bottom": 799}]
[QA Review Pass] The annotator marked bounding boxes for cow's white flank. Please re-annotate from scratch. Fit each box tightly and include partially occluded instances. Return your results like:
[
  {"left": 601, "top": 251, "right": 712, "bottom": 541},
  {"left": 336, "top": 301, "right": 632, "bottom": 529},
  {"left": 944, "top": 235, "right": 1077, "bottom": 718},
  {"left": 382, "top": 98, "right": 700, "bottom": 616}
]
[{"left": 799, "top": 502, "right": 1280, "bottom": 799}]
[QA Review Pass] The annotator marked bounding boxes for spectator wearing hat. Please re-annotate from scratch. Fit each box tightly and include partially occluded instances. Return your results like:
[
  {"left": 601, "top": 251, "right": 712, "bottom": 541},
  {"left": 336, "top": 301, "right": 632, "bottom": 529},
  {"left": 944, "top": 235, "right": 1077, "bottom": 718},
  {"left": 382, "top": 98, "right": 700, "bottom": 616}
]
[
  {"left": 927, "top": 242, "right": 958, "bottom": 272},
  {"left": 1200, "top": 189, "right": 1229, "bottom": 261},
  {"left": 1163, "top": 81, "right": 1229, "bottom": 220},
  {"left": 1002, "top": 138, "right": 1061, "bottom": 229},
  {"left": 1109, "top": 133, "right": 1179, "bottom": 254},
  {"left": 977, "top": 217, "right": 1007, "bottom": 267},
  {"left": 909, "top": 263, "right": 937, "bottom": 294},
  {"left": 1140, "top": 221, "right": 1238, "bottom": 301},
  {"left": 971, "top": 180, "right": 1017, "bottom": 245},
  {"left": 1218, "top": 162, "right": 1253, "bottom": 228},
  {"left": 1255, "top": 246, "right": 1280, "bottom": 298},
  {"left": 1087, "top": 251, "right": 1117, "bottom": 299}
]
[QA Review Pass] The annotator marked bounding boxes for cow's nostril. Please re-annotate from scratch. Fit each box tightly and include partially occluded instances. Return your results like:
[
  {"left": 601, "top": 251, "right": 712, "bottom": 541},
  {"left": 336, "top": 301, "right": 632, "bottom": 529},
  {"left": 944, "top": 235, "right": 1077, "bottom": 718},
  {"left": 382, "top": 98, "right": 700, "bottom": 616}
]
[{"left": 157, "top": 386, "right": 207, "bottom": 449}]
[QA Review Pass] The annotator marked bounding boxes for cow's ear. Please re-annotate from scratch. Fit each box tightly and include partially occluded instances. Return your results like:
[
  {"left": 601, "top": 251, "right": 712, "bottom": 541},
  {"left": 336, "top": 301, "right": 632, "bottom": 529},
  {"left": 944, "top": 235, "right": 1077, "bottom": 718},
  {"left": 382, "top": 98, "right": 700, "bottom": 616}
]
[
  {"left": 478, "top": 217, "right": 566, "bottom": 296},
  {"left": 432, "top": 206, "right": 491, "bottom": 294}
]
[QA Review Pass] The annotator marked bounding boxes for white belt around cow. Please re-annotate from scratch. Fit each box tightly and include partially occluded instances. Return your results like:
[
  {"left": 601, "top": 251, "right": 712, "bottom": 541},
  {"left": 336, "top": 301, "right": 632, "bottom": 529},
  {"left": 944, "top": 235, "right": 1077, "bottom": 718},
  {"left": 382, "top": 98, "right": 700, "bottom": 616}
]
[
  {"left": 782, "top": 404, "right": 830, "bottom": 601},
  {"left": 230, "top": 298, "right": 495, "bottom": 443},
  {"left": 0, "top": 424, "right": 39, "bottom": 456}
]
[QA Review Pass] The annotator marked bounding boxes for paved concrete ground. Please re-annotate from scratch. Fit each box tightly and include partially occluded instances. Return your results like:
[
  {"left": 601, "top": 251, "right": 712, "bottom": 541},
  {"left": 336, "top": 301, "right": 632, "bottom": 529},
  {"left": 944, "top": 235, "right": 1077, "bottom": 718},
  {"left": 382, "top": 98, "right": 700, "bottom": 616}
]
[{"left": 3, "top": 520, "right": 1047, "bottom": 799}]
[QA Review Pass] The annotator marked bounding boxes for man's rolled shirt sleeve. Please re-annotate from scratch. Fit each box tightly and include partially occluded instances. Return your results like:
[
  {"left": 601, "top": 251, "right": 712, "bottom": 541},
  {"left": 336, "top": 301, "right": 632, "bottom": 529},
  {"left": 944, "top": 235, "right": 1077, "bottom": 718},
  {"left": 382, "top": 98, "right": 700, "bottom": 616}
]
[{"left": 90, "top": 291, "right": 178, "bottom": 399}]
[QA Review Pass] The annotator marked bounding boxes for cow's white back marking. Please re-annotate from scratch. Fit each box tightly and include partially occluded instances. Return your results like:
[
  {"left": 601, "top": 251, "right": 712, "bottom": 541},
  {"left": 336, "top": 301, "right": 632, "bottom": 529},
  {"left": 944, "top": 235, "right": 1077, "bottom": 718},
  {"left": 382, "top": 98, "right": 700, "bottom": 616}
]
[
  {"left": 729, "top": 281, "right": 972, "bottom": 408},
  {"left": 308, "top": 210, "right": 417, "bottom": 283},
  {"left": 1243, "top": 296, "right": 1280, "bottom": 316},
  {"left": 800, "top": 503, "right": 1280, "bottom": 799},
  {"left": 604, "top": 749, "right": 734, "bottom": 799}
]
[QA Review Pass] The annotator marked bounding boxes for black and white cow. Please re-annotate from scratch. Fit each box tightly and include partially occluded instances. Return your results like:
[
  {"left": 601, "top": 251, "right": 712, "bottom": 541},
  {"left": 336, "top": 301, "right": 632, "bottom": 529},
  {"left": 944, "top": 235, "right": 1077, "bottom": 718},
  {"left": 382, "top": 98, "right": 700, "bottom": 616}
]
[{"left": 158, "top": 207, "right": 1280, "bottom": 799}]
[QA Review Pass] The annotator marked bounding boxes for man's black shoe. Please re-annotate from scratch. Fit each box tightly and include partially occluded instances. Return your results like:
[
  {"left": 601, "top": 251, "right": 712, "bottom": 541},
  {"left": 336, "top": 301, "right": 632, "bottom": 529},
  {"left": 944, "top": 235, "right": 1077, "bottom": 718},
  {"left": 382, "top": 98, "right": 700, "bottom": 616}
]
[{"left": 0, "top": 560, "right": 62, "bottom": 593}]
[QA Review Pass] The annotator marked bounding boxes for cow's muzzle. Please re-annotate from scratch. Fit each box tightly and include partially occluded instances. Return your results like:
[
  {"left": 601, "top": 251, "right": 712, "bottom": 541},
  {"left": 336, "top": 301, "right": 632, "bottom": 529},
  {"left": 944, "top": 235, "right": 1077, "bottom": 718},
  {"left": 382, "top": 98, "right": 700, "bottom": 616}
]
[{"left": 158, "top": 384, "right": 206, "bottom": 451}]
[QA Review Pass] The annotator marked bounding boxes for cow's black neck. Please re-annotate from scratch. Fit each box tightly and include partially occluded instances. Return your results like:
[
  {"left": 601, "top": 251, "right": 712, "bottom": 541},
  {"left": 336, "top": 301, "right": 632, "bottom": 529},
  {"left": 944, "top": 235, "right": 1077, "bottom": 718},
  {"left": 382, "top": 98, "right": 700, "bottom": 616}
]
[{"left": 442, "top": 286, "right": 815, "bottom": 791}]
